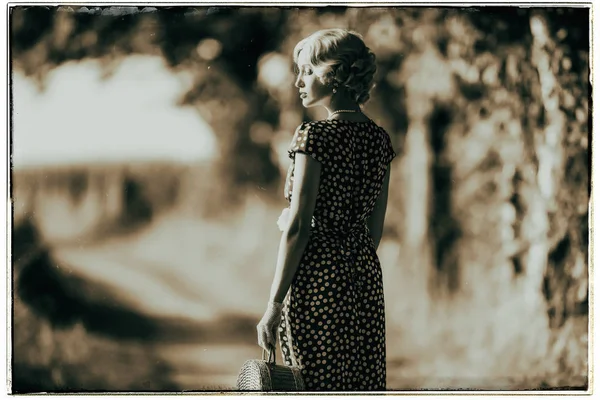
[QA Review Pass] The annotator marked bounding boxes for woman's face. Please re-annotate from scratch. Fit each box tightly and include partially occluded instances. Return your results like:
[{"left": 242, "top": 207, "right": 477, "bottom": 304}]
[{"left": 294, "top": 49, "right": 331, "bottom": 108}]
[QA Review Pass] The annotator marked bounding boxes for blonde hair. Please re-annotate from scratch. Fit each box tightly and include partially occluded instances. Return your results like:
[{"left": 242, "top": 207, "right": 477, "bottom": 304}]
[{"left": 293, "top": 28, "right": 377, "bottom": 105}]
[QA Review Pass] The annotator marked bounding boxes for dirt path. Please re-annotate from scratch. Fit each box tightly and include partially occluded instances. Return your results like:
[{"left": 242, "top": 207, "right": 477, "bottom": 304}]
[{"left": 13, "top": 210, "right": 587, "bottom": 392}]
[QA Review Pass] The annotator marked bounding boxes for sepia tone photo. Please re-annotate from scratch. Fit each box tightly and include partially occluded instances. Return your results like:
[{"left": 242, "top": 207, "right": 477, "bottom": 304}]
[{"left": 8, "top": 3, "right": 591, "bottom": 393}]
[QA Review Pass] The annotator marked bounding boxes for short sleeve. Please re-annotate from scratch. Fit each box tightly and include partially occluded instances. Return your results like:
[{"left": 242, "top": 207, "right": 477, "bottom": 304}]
[
  {"left": 287, "top": 122, "right": 328, "bottom": 164},
  {"left": 382, "top": 131, "right": 396, "bottom": 165}
]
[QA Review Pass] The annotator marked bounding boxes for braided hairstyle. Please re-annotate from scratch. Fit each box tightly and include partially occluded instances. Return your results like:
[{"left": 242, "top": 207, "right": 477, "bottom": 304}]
[{"left": 293, "top": 28, "right": 377, "bottom": 105}]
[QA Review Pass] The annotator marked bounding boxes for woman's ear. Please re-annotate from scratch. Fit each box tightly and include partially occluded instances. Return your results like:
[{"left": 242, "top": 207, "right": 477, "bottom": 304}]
[{"left": 322, "top": 69, "right": 337, "bottom": 87}]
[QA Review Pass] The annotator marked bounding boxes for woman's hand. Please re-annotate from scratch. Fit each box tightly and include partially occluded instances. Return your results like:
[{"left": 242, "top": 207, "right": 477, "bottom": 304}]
[
  {"left": 256, "top": 301, "right": 284, "bottom": 351},
  {"left": 277, "top": 208, "right": 291, "bottom": 232}
]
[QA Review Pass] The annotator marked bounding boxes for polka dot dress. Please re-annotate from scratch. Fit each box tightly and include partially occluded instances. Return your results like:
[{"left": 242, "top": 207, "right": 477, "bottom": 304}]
[{"left": 279, "top": 119, "right": 396, "bottom": 391}]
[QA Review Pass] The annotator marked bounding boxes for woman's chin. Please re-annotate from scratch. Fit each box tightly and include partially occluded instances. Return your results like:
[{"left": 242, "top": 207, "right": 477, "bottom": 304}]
[{"left": 301, "top": 98, "right": 316, "bottom": 108}]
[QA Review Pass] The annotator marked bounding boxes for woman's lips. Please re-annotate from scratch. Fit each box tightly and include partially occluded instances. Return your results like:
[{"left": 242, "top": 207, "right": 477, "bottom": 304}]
[{"left": 300, "top": 93, "right": 307, "bottom": 99}]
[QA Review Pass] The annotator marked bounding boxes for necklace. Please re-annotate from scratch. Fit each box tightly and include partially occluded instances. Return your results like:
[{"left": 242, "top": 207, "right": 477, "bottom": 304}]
[{"left": 328, "top": 109, "right": 359, "bottom": 119}]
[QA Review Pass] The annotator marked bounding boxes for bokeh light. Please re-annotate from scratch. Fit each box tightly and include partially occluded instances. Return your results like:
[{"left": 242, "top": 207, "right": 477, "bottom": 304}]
[{"left": 10, "top": 5, "right": 589, "bottom": 393}]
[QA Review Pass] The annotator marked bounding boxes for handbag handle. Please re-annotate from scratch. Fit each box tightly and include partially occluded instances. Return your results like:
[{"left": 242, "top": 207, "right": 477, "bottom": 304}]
[{"left": 262, "top": 346, "right": 276, "bottom": 364}]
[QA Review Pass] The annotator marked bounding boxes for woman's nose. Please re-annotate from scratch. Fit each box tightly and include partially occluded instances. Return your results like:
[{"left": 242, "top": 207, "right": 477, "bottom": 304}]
[{"left": 294, "top": 75, "right": 303, "bottom": 88}]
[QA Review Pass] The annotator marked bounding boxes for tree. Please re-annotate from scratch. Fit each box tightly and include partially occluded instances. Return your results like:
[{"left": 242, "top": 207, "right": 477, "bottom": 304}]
[{"left": 10, "top": 5, "right": 589, "bottom": 388}]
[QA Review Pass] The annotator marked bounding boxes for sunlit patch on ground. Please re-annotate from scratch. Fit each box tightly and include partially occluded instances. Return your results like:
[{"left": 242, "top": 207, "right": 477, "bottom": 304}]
[{"left": 10, "top": 7, "right": 588, "bottom": 393}]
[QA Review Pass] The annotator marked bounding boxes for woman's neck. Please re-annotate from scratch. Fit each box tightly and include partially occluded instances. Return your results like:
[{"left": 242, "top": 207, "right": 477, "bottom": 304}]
[
  {"left": 325, "top": 104, "right": 361, "bottom": 117},
  {"left": 324, "top": 91, "right": 360, "bottom": 115}
]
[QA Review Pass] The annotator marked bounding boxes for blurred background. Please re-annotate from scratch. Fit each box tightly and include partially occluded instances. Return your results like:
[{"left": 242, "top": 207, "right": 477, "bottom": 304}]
[{"left": 9, "top": 5, "right": 589, "bottom": 392}]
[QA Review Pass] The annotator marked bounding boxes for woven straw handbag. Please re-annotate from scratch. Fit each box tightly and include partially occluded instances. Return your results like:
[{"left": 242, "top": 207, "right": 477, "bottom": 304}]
[{"left": 236, "top": 347, "right": 305, "bottom": 391}]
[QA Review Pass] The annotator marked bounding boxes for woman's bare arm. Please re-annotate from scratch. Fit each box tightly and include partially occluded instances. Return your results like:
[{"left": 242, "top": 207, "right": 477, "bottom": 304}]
[
  {"left": 269, "top": 153, "right": 321, "bottom": 303},
  {"left": 367, "top": 166, "right": 391, "bottom": 251}
]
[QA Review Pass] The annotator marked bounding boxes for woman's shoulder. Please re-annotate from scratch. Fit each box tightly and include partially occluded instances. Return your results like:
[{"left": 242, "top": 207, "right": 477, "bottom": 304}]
[
  {"left": 306, "top": 118, "right": 378, "bottom": 130},
  {"left": 298, "top": 118, "right": 389, "bottom": 140}
]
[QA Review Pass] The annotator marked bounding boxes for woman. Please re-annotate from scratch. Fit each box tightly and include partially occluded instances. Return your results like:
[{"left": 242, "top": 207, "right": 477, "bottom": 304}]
[{"left": 256, "top": 28, "right": 396, "bottom": 391}]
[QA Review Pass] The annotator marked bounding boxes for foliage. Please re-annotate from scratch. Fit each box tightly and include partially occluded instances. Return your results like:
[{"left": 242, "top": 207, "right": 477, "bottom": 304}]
[{"left": 10, "top": 5, "right": 589, "bottom": 390}]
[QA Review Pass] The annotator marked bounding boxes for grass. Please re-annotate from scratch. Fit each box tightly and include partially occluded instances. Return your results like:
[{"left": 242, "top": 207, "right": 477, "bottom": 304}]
[
  {"left": 11, "top": 292, "right": 179, "bottom": 393},
  {"left": 11, "top": 195, "right": 589, "bottom": 393}
]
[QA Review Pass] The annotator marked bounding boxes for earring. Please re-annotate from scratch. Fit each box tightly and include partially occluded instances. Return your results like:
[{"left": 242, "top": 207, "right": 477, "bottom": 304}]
[{"left": 332, "top": 81, "right": 338, "bottom": 94}]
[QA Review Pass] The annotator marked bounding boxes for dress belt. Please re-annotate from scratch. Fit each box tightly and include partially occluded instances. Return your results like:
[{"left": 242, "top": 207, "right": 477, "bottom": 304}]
[{"left": 310, "top": 223, "right": 370, "bottom": 292}]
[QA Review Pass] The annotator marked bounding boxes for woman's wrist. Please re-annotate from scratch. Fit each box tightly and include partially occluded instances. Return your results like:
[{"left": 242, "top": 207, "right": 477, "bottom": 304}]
[{"left": 268, "top": 299, "right": 284, "bottom": 309}]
